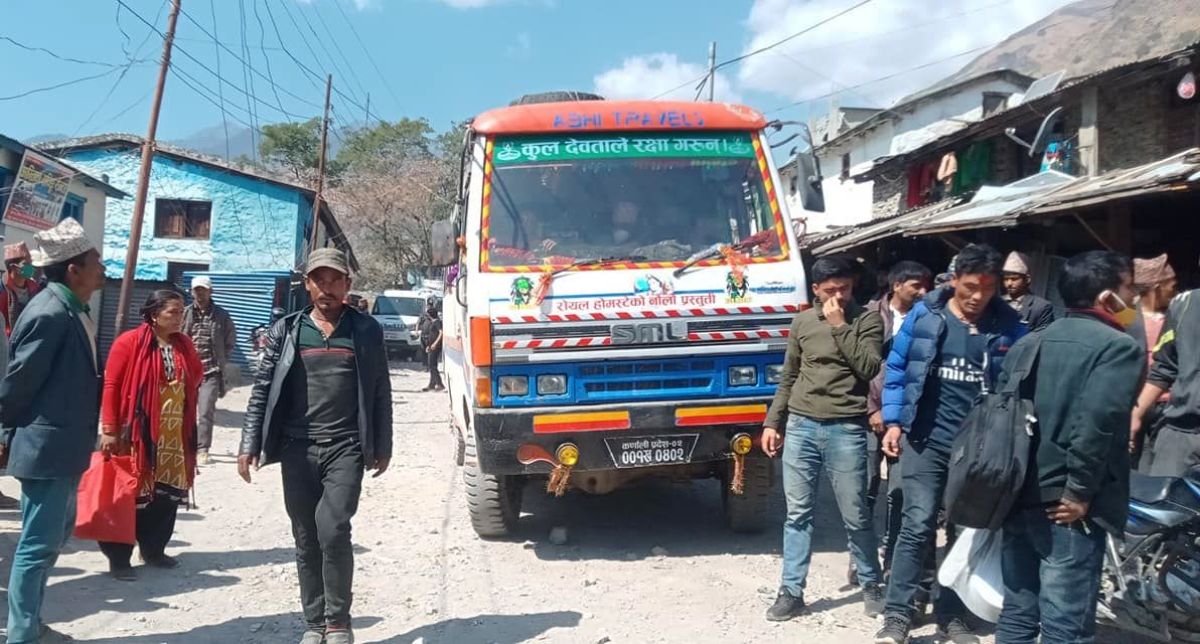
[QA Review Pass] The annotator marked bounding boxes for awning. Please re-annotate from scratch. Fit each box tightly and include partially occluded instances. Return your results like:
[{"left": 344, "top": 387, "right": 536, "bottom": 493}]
[
  {"left": 809, "top": 198, "right": 966, "bottom": 255},
  {"left": 808, "top": 148, "right": 1200, "bottom": 255},
  {"left": 906, "top": 170, "right": 1077, "bottom": 236}
]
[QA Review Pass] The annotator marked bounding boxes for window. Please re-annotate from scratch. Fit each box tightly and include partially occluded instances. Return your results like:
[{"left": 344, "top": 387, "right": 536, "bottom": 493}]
[
  {"left": 840, "top": 153, "right": 851, "bottom": 180},
  {"left": 155, "top": 199, "right": 212, "bottom": 239},
  {"left": 167, "top": 262, "right": 209, "bottom": 291},
  {"left": 0, "top": 167, "right": 11, "bottom": 214},
  {"left": 60, "top": 193, "right": 85, "bottom": 223},
  {"left": 982, "top": 92, "right": 1009, "bottom": 118}
]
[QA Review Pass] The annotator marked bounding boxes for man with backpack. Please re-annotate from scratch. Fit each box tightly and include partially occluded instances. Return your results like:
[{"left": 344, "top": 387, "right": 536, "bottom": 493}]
[
  {"left": 995, "top": 251, "right": 1143, "bottom": 643},
  {"left": 875, "top": 244, "right": 1026, "bottom": 644}
]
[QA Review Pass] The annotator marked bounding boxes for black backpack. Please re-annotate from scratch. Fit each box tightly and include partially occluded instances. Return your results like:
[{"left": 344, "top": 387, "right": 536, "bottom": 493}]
[{"left": 943, "top": 333, "right": 1042, "bottom": 530}]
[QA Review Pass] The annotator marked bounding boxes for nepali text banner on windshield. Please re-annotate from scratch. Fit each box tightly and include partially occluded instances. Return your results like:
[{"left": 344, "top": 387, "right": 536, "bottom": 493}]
[{"left": 492, "top": 132, "right": 757, "bottom": 166}]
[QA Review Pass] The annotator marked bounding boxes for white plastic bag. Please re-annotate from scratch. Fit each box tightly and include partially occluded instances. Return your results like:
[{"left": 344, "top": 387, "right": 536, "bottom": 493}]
[{"left": 937, "top": 527, "right": 1005, "bottom": 623}]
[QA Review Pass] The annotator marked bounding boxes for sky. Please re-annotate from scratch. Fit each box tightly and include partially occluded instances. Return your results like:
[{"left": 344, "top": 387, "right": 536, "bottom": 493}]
[{"left": 0, "top": 0, "right": 1078, "bottom": 150}]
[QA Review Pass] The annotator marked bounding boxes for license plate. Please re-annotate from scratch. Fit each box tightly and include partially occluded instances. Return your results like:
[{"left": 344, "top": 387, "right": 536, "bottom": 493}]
[
  {"left": 604, "top": 434, "right": 699, "bottom": 469},
  {"left": 385, "top": 332, "right": 403, "bottom": 341}
]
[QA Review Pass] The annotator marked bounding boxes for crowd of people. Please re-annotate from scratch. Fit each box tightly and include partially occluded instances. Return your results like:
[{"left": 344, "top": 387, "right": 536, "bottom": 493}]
[
  {"left": 764, "top": 242, "right": 1198, "bottom": 643},
  {"left": 0, "top": 219, "right": 392, "bottom": 644}
]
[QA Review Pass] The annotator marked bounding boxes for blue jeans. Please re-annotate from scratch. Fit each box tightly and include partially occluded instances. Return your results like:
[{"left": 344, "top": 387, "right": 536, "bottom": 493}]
[
  {"left": 7, "top": 476, "right": 80, "bottom": 644},
  {"left": 995, "top": 506, "right": 1106, "bottom": 644},
  {"left": 883, "top": 436, "right": 966, "bottom": 621},
  {"left": 780, "top": 415, "right": 881, "bottom": 596}
]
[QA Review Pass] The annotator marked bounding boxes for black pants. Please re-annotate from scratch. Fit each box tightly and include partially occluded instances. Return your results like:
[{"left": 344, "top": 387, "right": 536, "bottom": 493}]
[
  {"left": 281, "top": 436, "right": 364, "bottom": 629},
  {"left": 98, "top": 495, "right": 179, "bottom": 568},
  {"left": 426, "top": 348, "right": 444, "bottom": 389}
]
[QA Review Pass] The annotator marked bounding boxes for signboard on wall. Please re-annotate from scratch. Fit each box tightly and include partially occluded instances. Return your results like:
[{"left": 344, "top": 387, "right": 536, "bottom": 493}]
[{"left": 1, "top": 150, "right": 71, "bottom": 232}]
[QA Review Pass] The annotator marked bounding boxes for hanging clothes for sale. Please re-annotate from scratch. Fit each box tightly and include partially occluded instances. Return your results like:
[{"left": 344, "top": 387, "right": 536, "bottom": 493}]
[
  {"left": 936, "top": 152, "right": 959, "bottom": 191},
  {"left": 953, "top": 140, "right": 993, "bottom": 195}
]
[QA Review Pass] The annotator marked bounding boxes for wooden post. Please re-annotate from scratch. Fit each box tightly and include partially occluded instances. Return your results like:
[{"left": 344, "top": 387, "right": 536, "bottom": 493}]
[
  {"left": 114, "top": 0, "right": 181, "bottom": 333},
  {"left": 309, "top": 74, "right": 333, "bottom": 256},
  {"left": 1079, "top": 86, "right": 1100, "bottom": 177}
]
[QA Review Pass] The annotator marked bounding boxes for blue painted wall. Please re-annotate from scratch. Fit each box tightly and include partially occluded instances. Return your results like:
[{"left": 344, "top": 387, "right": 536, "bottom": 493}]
[{"left": 61, "top": 148, "right": 310, "bottom": 280}]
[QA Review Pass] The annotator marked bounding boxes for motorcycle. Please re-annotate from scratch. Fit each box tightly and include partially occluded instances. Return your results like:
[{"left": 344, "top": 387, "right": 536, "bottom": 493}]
[
  {"left": 249, "top": 307, "right": 286, "bottom": 376},
  {"left": 1099, "top": 470, "right": 1200, "bottom": 642}
]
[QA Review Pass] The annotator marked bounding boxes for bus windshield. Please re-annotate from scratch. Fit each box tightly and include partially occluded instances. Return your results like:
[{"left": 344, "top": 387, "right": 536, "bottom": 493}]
[{"left": 483, "top": 131, "right": 783, "bottom": 268}]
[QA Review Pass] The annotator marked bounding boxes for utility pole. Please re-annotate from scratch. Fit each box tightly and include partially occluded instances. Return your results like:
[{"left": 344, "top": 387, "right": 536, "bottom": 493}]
[
  {"left": 309, "top": 74, "right": 333, "bottom": 256},
  {"left": 114, "top": 0, "right": 181, "bottom": 333},
  {"left": 707, "top": 41, "right": 717, "bottom": 102},
  {"left": 364, "top": 92, "right": 371, "bottom": 126}
]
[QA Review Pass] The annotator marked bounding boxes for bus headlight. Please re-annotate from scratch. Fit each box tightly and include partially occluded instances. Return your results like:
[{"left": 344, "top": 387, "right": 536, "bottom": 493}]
[
  {"left": 537, "top": 374, "right": 567, "bottom": 395},
  {"left": 766, "top": 364, "right": 784, "bottom": 384},
  {"left": 498, "top": 375, "right": 529, "bottom": 397},
  {"left": 728, "top": 366, "right": 757, "bottom": 386}
]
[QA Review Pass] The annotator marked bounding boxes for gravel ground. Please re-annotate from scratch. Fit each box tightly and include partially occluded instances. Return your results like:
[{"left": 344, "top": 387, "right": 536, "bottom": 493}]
[{"left": 0, "top": 364, "right": 1147, "bottom": 643}]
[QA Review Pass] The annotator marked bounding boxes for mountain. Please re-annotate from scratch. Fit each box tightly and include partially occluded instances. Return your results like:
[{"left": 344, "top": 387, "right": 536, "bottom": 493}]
[
  {"left": 942, "top": 0, "right": 1200, "bottom": 85},
  {"left": 169, "top": 124, "right": 258, "bottom": 160}
]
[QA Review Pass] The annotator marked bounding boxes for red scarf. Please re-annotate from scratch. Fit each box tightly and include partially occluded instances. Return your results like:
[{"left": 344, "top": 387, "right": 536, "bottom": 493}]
[{"left": 114, "top": 324, "right": 203, "bottom": 486}]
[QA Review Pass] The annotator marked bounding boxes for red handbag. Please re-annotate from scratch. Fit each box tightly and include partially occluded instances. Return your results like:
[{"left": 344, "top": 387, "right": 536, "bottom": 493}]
[{"left": 74, "top": 452, "right": 138, "bottom": 544}]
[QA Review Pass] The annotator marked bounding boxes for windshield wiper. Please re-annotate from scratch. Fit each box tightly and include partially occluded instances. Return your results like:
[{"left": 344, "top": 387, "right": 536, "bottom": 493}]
[
  {"left": 548, "top": 255, "right": 648, "bottom": 278},
  {"left": 673, "top": 231, "right": 777, "bottom": 278}
]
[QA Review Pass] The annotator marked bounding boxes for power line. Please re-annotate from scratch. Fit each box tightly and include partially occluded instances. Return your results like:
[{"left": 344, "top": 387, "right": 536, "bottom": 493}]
[
  {"left": 260, "top": 0, "right": 321, "bottom": 93},
  {"left": 653, "top": 0, "right": 876, "bottom": 100},
  {"left": 332, "top": 0, "right": 403, "bottom": 113},
  {"left": 251, "top": 0, "right": 291, "bottom": 121},
  {"left": 267, "top": 0, "right": 369, "bottom": 116},
  {"left": 117, "top": 0, "right": 315, "bottom": 121},
  {"left": 0, "top": 35, "right": 137, "bottom": 68},
  {"left": 0, "top": 66, "right": 125, "bottom": 101},
  {"left": 306, "top": 1, "right": 371, "bottom": 104},
  {"left": 765, "top": 44, "right": 996, "bottom": 114},
  {"left": 169, "top": 65, "right": 257, "bottom": 131},
  {"left": 294, "top": 1, "right": 367, "bottom": 106},
  {"left": 237, "top": 0, "right": 261, "bottom": 161},
  {"left": 209, "top": 0, "right": 231, "bottom": 160},
  {"left": 171, "top": 3, "right": 324, "bottom": 110}
]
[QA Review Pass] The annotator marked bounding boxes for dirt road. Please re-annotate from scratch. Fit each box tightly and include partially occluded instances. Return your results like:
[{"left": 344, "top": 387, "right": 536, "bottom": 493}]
[{"left": 0, "top": 365, "right": 1141, "bottom": 643}]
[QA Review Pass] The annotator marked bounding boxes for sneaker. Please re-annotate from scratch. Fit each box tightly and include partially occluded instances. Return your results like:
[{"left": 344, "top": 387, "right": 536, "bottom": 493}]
[
  {"left": 325, "top": 628, "right": 354, "bottom": 644},
  {"left": 874, "top": 614, "right": 910, "bottom": 644},
  {"left": 936, "top": 617, "right": 980, "bottom": 644},
  {"left": 862, "top": 582, "right": 885, "bottom": 618},
  {"left": 765, "top": 587, "right": 806, "bottom": 622},
  {"left": 299, "top": 630, "right": 325, "bottom": 644}
]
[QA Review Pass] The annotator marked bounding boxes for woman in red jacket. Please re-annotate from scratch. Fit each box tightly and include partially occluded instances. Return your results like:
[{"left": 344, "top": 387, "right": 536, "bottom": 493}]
[{"left": 100, "top": 289, "right": 203, "bottom": 580}]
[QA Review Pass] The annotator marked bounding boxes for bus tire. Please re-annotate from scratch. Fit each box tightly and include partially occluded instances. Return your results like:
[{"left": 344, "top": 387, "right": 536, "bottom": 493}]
[
  {"left": 723, "top": 455, "right": 772, "bottom": 534},
  {"left": 463, "top": 434, "right": 523, "bottom": 538}
]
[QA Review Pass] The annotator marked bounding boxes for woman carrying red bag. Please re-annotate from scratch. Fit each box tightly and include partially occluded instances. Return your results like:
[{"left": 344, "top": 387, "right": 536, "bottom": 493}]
[{"left": 99, "top": 289, "right": 203, "bottom": 581}]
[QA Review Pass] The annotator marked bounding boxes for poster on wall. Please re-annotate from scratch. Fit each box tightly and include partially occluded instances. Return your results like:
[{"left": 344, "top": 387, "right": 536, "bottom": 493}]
[{"left": 2, "top": 150, "right": 72, "bottom": 232}]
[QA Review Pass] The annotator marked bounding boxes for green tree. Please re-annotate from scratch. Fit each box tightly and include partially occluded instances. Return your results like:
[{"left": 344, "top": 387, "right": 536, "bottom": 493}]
[
  {"left": 259, "top": 118, "right": 321, "bottom": 180},
  {"left": 334, "top": 117, "right": 435, "bottom": 171}
]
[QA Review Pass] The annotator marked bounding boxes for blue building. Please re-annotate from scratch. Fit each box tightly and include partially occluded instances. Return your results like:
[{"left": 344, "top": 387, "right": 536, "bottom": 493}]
[
  {"left": 41, "top": 134, "right": 353, "bottom": 283},
  {"left": 41, "top": 134, "right": 355, "bottom": 369}
]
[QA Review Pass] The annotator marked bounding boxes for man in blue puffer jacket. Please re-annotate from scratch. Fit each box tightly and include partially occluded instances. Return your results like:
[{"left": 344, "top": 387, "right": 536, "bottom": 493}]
[{"left": 874, "top": 244, "right": 1027, "bottom": 644}]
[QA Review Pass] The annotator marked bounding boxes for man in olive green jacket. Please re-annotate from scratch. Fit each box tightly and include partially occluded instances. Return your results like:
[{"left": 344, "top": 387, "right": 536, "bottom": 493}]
[{"left": 761, "top": 255, "right": 885, "bottom": 622}]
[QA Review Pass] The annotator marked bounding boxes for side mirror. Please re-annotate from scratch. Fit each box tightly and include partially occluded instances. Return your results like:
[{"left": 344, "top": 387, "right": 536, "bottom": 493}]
[
  {"left": 790, "top": 123, "right": 825, "bottom": 213},
  {"left": 430, "top": 219, "right": 458, "bottom": 267}
]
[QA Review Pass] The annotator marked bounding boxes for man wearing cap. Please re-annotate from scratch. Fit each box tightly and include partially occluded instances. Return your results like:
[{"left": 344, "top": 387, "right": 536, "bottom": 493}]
[
  {"left": 1002, "top": 251, "right": 1056, "bottom": 332},
  {"left": 1128, "top": 254, "right": 1178, "bottom": 469},
  {"left": 0, "top": 242, "right": 41, "bottom": 337},
  {"left": 0, "top": 218, "right": 106, "bottom": 643},
  {"left": 238, "top": 248, "right": 392, "bottom": 644},
  {"left": 183, "top": 275, "right": 238, "bottom": 465}
]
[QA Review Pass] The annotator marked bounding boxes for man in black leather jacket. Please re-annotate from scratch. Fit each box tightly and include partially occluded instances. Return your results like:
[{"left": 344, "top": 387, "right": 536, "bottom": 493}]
[{"left": 238, "top": 248, "right": 392, "bottom": 644}]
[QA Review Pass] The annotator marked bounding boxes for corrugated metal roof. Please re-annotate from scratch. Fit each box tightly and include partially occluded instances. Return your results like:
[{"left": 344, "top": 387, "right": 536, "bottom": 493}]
[
  {"left": 908, "top": 170, "right": 1077, "bottom": 235},
  {"left": 810, "top": 197, "right": 966, "bottom": 256}
]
